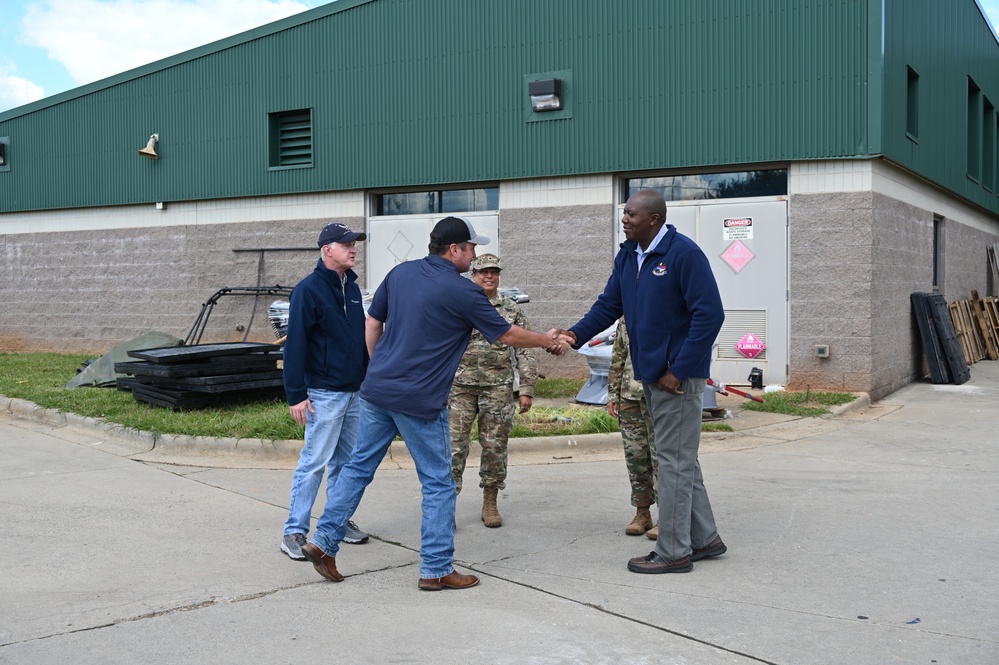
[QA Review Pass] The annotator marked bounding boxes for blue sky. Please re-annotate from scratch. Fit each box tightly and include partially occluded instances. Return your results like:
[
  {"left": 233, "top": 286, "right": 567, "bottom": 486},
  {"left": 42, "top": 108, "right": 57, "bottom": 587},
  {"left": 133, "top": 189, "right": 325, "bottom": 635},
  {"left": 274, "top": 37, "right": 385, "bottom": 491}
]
[
  {"left": 2, "top": 0, "right": 998, "bottom": 114},
  {"left": 0, "top": 0, "right": 335, "bottom": 112}
]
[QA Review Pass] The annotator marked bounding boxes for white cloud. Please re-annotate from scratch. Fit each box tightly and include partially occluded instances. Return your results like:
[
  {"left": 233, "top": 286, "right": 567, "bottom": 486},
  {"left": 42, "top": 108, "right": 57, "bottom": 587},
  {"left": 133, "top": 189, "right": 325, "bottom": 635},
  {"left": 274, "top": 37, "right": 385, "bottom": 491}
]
[
  {"left": 20, "top": 0, "right": 313, "bottom": 86},
  {"left": 983, "top": 3, "right": 999, "bottom": 32},
  {"left": 0, "top": 59, "right": 46, "bottom": 110}
]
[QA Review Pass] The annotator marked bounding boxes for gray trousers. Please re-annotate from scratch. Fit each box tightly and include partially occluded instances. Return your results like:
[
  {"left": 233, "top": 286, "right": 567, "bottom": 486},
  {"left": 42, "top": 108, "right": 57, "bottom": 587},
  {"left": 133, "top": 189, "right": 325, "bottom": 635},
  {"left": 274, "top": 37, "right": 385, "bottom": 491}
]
[{"left": 644, "top": 377, "right": 720, "bottom": 562}]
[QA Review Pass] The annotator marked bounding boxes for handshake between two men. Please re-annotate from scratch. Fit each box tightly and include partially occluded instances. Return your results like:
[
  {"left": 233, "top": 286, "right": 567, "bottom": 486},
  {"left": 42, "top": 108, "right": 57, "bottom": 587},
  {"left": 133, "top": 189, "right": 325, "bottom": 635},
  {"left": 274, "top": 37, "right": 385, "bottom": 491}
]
[
  {"left": 541, "top": 328, "right": 578, "bottom": 357},
  {"left": 544, "top": 327, "right": 684, "bottom": 395},
  {"left": 540, "top": 328, "right": 574, "bottom": 356}
]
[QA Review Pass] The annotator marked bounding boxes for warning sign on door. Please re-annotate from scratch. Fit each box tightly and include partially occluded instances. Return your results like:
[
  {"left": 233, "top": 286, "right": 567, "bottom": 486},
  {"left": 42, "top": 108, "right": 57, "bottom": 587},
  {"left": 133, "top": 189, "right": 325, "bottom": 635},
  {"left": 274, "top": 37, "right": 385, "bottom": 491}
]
[
  {"left": 735, "top": 333, "right": 766, "bottom": 359},
  {"left": 723, "top": 217, "right": 753, "bottom": 240},
  {"left": 721, "top": 240, "right": 755, "bottom": 274}
]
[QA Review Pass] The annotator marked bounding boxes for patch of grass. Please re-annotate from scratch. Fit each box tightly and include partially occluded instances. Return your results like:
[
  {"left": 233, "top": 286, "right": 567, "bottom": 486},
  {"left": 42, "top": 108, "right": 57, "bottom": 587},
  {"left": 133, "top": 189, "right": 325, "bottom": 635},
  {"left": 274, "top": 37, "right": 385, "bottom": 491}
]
[
  {"left": 741, "top": 388, "right": 856, "bottom": 417},
  {"left": 510, "top": 405, "right": 618, "bottom": 437},
  {"left": 702, "top": 422, "right": 734, "bottom": 432},
  {"left": 0, "top": 352, "right": 304, "bottom": 440},
  {"left": 1, "top": 353, "right": 734, "bottom": 440},
  {"left": 0, "top": 353, "right": 603, "bottom": 440},
  {"left": 533, "top": 377, "right": 587, "bottom": 399}
]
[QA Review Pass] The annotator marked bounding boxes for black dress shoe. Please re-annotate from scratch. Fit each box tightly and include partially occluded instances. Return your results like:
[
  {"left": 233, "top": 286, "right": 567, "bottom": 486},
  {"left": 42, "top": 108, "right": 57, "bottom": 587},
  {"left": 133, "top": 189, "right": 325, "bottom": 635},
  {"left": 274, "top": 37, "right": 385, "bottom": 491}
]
[
  {"left": 691, "top": 537, "right": 727, "bottom": 561},
  {"left": 627, "top": 551, "right": 693, "bottom": 574}
]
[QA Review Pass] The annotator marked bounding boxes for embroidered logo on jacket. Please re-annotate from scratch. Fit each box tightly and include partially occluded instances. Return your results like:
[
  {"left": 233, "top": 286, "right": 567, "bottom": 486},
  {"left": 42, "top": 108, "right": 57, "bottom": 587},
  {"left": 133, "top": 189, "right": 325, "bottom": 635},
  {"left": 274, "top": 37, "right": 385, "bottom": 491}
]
[{"left": 651, "top": 262, "right": 668, "bottom": 277}]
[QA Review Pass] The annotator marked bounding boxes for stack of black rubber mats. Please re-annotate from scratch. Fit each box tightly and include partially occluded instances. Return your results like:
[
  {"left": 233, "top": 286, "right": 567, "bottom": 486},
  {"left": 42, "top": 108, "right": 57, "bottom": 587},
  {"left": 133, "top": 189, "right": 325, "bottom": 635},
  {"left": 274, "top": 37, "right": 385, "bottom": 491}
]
[
  {"left": 114, "top": 342, "right": 284, "bottom": 409},
  {"left": 911, "top": 293, "right": 970, "bottom": 385}
]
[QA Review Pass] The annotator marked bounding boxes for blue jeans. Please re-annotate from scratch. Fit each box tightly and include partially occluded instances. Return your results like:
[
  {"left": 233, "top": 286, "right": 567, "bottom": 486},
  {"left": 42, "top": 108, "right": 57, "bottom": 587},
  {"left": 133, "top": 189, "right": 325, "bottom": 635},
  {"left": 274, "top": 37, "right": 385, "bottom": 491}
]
[
  {"left": 644, "top": 377, "right": 720, "bottom": 562},
  {"left": 311, "top": 399, "right": 457, "bottom": 578},
  {"left": 283, "top": 389, "right": 360, "bottom": 536}
]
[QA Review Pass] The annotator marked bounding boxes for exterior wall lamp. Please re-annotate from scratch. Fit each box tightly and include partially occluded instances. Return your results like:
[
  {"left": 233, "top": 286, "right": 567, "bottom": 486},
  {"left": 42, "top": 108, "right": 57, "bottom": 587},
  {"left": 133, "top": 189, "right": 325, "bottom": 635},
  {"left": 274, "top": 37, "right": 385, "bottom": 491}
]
[
  {"left": 138, "top": 133, "right": 160, "bottom": 159},
  {"left": 528, "top": 78, "right": 563, "bottom": 112}
]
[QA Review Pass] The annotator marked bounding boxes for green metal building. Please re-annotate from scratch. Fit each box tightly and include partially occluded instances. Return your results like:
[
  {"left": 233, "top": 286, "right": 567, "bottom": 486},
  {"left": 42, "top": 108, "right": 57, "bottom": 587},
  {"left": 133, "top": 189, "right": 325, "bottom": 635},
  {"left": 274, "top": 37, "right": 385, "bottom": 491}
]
[{"left": 2, "top": 0, "right": 998, "bottom": 398}]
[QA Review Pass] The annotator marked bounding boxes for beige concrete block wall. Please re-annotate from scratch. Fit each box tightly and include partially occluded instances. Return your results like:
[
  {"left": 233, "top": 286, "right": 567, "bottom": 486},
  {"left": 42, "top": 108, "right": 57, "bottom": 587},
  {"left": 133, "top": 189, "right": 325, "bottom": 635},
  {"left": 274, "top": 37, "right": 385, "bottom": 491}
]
[
  {"left": 941, "top": 218, "right": 999, "bottom": 301},
  {"left": 788, "top": 192, "right": 878, "bottom": 394},
  {"left": 499, "top": 203, "right": 616, "bottom": 380},
  {"left": 0, "top": 217, "right": 364, "bottom": 354},
  {"left": 868, "top": 193, "right": 935, "bottom": 398},
  {"left": 789, "top": 188, "right": 998, "bottom": 399}
]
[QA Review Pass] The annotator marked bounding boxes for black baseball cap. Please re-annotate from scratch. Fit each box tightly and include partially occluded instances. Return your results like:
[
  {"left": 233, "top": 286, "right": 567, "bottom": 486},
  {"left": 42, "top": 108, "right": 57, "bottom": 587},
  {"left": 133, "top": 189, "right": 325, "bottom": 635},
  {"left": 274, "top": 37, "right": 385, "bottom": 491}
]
[{"left": 430, "top": 216, "right": 490, "bottom": 246}]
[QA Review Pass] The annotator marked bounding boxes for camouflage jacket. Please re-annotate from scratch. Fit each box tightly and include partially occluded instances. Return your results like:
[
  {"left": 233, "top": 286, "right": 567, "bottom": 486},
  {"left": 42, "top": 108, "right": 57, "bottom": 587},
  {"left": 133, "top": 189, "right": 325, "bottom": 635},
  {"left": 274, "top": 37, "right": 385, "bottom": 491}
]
[
  {"left": 608, "top": 318, "right": 645, "bottom": 403},
  {"left": 452, "top": 294, "right": 539, "bottom": 396}
]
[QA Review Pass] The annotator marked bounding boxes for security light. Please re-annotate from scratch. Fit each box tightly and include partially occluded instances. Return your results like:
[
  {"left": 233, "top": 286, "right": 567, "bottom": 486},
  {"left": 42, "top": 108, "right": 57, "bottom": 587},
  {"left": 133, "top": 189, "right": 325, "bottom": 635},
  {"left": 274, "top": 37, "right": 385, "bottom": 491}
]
[{"left": 529, "top": 78, "right": 563, "bottom": 112}]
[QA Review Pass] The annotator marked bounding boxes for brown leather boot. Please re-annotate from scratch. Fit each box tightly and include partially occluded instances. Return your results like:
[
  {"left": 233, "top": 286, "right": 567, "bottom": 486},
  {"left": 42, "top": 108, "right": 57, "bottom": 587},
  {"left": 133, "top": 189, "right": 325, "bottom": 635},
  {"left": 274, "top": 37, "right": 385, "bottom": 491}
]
[
  {"left": 625, "top": 507, "right": 653, "bottom": 535},
  {"left": 482, "top": 487, "right": 502, "bottom": 528},
  {"left": 300, "top": 542, "right": 344, "bottom": 582}
]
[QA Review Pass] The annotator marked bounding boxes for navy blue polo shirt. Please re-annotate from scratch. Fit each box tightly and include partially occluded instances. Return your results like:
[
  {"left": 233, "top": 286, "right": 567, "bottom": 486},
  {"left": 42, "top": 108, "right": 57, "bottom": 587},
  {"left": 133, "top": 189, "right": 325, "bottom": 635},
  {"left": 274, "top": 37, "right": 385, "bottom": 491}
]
[{"left": 360, "top": 254, "right": 512, "bottom": 419}]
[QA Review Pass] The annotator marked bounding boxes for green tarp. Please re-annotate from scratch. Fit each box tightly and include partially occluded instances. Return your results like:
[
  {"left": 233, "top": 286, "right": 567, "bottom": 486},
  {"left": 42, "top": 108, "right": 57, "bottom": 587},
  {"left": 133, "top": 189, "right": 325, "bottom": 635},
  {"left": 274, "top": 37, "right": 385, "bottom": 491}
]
[{"left": 65, "top": 332, "right": 183, "bottom": 388}]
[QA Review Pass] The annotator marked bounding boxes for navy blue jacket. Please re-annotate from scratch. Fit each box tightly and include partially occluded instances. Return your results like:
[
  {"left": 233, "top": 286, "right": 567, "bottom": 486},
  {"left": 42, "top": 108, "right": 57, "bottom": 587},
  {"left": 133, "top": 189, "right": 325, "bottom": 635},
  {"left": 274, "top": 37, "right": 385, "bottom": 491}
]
[
  {"left": 283, "top": 259, "right": 368, "bottom": 405},
  {"left": 569, "top": 225, "right": 724, "bottom": 383}
]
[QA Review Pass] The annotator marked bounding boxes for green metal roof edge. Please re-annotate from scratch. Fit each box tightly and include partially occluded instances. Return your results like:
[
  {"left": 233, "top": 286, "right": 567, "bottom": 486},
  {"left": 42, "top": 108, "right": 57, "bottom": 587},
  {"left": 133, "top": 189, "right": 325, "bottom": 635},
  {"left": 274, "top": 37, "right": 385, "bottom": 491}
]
[
  {"left": 866, "top": 0, "right": 884, "bottom": 155},
  {"left": 0, "top": 0, "right": 377, "bottom": 122}
]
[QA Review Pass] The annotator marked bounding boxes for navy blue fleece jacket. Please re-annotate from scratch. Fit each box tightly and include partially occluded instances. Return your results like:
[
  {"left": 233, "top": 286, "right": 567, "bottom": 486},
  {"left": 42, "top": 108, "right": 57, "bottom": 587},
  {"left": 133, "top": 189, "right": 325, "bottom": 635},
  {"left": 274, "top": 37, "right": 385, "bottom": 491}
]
[
  {"left": 569, "top": 225, "right": 724, "bottom": 383},
  {"left": 282, "top": 259, "right": 368, "bottom": 405}
]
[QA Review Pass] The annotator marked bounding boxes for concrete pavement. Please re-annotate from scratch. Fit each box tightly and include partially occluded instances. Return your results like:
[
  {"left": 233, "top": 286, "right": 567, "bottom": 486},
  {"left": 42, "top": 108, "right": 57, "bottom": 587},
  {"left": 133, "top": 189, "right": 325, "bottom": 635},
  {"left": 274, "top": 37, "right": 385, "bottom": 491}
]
[{"left": 1, "top": 367, "right": 997, "bottom": 664}]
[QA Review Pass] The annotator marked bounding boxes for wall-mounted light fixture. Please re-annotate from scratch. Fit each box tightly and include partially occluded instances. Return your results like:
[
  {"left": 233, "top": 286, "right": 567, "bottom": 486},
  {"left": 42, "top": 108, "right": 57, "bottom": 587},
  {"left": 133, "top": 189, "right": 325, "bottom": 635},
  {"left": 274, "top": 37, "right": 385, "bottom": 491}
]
[
  {"left": 138, "top": 133, "right": 160, "bottom": 160},
  {"left": 528, "top": 78, "right": 563, "bottom": 112}
]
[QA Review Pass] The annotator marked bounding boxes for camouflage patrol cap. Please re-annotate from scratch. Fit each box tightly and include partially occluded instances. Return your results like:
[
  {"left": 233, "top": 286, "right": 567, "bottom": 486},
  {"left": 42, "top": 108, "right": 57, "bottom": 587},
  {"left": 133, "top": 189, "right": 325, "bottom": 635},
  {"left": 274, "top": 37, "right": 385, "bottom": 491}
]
[{"left": 471, "top": 253, "right": 501, "bottom": 271}]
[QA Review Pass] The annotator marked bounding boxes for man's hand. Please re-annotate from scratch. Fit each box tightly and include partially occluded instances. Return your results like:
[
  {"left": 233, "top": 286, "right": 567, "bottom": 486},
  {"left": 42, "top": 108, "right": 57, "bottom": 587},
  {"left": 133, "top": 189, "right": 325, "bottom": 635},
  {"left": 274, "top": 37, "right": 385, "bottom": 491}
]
[
  {"left": 543, "top": 329, "right": 568, "bottom": 356},
  {"left": 289, "top": 398, "right": 314, "bottom": 425},
  {"left": 607, "top": 400, "right": 619, "bottom": 418},
  {"left": 657, "top": 371, "right": 683, "bottom": 395},
  {"left": 548, "top": 328, "right": 578, "bottom": 347},
  {"left": 518, "top": 395, "right": 533, "bottom": 413}
]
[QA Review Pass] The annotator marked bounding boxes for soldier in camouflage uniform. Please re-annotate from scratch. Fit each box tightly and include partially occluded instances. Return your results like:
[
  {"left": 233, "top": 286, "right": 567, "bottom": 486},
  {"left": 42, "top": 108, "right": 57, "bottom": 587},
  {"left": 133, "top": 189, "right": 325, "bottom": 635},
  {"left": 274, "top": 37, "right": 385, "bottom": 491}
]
[
  {"left": 450, "top": 254, "right": 539, "bottom": 528},
  {"left": 608, "top": 317, "right": 658, "bottom": 537}
]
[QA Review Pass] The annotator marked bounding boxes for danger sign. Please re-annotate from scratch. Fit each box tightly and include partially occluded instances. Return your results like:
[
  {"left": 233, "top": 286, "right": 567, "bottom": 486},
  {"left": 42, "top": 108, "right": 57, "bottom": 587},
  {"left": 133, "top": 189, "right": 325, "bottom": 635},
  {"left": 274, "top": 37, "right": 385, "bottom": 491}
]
[
  {"left": 735, "top": 333, "right": 766, "bottom": 359},
  {"left": 723, "top": 217, "right": 753, "bottom": 240}
]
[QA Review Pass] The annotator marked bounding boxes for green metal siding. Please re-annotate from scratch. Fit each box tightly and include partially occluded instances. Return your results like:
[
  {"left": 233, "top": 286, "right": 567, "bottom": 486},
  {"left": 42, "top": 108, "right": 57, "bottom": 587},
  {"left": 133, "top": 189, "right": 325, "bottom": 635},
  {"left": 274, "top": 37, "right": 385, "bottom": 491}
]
[
  {"left": 1, "top": 0, "right": 987, "bottom": 215},
  {"left": 882, "top": 0, "right": 999, "bottom": 213}
]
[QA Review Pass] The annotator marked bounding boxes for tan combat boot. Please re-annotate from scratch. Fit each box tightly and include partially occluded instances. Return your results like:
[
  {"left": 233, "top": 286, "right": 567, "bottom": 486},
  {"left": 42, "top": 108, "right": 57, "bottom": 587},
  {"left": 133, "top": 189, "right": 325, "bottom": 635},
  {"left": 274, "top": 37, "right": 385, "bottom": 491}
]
[
  {"left": 646, "top": 522, "right": 660, "bottom": 540},
  {"left": 625, "top": 506, "right": 653, "bottom": 535},
  {"left": 482, "top": 487, "right": 503, "bottom": 528}
]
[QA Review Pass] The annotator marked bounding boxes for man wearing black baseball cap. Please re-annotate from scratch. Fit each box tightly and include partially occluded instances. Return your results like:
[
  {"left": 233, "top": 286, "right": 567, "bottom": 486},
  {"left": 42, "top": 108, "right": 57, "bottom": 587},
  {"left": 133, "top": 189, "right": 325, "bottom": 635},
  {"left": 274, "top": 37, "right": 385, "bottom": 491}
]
[
  {"left": 280, "top": 222, "right": 370, "bottom": 561},
  {"left": 301, "top": 216, "right": 567, "bottom": 590},
  {"left": 427, "top": 215, "right": 490, "bottom": 247}
]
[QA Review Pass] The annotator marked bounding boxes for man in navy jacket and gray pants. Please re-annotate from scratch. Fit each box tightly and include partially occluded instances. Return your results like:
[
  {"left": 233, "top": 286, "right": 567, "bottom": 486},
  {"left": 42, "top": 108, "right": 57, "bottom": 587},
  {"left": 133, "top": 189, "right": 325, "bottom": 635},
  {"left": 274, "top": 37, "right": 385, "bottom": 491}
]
[
  {"left": 280, "top": 223, "right": 370, "bottom": 560},
  {"left": 555, "top": 189, "right": 728, "bottom": 574}
]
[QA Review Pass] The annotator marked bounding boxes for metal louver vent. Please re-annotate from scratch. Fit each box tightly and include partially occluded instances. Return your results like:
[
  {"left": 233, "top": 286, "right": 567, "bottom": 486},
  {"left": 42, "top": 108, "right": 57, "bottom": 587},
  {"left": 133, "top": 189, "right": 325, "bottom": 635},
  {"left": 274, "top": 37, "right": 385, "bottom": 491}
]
[
  {"left": 272, "top": 110, "right": 312, "bottom": 167},
  {"left": 716, "top": 309, "right": 767, "bottom": 360}
]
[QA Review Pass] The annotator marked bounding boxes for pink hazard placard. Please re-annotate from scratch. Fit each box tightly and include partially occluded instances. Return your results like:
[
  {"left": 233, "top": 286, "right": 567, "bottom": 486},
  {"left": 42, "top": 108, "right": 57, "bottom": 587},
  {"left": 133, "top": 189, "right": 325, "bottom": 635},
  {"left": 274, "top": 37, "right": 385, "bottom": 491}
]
[
  {"left": 735, "top": 333, "right": 766, "bottom": 359},
  {"left": 721, "top": 240, "right": 754, "bottom": 273}
]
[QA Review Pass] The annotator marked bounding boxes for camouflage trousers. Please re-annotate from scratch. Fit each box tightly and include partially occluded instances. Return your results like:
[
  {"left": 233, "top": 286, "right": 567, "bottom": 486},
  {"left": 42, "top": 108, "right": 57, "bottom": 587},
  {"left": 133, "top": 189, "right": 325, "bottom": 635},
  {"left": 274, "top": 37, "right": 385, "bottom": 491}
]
[
  {"left": 619, "top": 397, "right": 657, "bottom": 507},
  {"left": 449, "top": 383, "right": 515, "bottom": 491}
]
